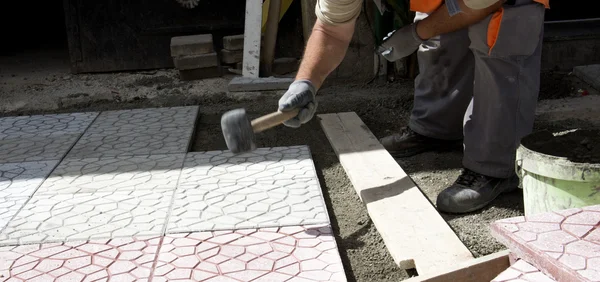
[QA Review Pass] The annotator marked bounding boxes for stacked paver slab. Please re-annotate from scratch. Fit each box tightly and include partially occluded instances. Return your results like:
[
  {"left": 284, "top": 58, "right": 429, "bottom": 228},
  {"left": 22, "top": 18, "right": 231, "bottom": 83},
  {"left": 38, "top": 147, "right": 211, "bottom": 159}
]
[
  {"left": 490, "top": 205, "right": 600, "bottom": 281},
  {"left": 0, "top": 106, "right": 347, "bottom": 281},
  {"left": 171, "top": 34, "right": 222, "bottom": 81}
]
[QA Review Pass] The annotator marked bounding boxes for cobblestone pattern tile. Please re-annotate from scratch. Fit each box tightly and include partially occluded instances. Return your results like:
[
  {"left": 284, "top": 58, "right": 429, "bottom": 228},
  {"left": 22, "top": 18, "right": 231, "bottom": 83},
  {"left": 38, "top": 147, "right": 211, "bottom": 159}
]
[
  {"left": 166, "top": 178, "right": 330, "bottom": 233},
  {"left": 0, "top": 161, "right": 59, "bottom": 199},
  {"left": 0, "top": 236, "right": 160, "bottom": 281},
  {"left": 0, "top": 190, "right": 173, "bottom": 246},
  {"left": 67, "top": 106, "right": 198, "bottom": 158},
  {"left": 0, "top": 198, "right": 27, "bottom": 234},
  {"left": 0, "top": 135, "right": 81, "bottom": 163},
  {"left": 179, "top": 146, "right": 316, "bottom": 185},
  {"left": 492, "top": 259, "right": 556, "bottom": 282},
  {"left": 35, "top": 154, "right": 185, "bottom": 195},
  {"left": 153, "top": 224, "right": 347, "bottom": 281},
  {"left": 0, "top": 113, "right": 98, "bottom": 140},
  {"left": 491, "top": 205, "right": 600, "bottom": 282}
]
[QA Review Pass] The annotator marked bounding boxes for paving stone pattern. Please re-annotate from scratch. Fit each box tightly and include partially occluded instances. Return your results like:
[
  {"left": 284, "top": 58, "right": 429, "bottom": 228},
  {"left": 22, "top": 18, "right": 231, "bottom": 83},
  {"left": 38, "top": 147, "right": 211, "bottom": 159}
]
[
  {"left": 0, "top": 107, "right": 346, "bottom": 281},
  {"left": 154, "top": 225, "right": 347, "bottom": 281},
  {"left": 67, "top": 106, "right": 198, "bottom": 158},
  {"left": 491, "top": 205, "right": 600, "bottom": 282},
  {"left": 492, "top": 259, "right": 556, "bottom": 282}
]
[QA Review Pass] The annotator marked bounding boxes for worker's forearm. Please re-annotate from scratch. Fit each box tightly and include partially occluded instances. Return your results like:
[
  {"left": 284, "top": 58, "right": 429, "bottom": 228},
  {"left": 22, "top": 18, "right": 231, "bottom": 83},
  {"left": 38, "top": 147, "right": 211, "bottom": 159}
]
[
  {"left": 296, "top": 19, "right": 356, "bottom": 90},
  {"left": 416, "top": 0, "right": 505, "bottom": 40}
]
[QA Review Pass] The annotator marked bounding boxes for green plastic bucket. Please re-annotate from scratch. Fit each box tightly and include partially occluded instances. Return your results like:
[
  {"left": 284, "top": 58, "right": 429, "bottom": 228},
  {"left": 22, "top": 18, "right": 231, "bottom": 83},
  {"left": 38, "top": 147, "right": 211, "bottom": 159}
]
[{"left": 516, "top": 130, "right": 600, "bottom": 216}]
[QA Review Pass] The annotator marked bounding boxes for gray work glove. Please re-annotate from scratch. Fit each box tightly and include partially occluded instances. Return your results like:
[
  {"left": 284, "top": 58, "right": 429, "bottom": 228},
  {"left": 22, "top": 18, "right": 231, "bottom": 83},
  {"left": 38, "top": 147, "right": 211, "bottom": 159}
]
[
  {"left": 278, "top": 79, "right": 317, "bottom": 128},
  {"left": 377, "top": 21, "right": 424, "bottom": 62}
]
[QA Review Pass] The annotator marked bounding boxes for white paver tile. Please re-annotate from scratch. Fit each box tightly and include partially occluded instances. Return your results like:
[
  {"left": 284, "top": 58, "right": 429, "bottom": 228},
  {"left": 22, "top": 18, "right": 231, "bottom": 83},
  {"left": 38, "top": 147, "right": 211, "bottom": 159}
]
[
  {"left": 0, "top": 189, "right": 174, "bottom": 246},
  {"left": 0, "top": 161, "right": 59, "bottom": 199},
  {"left": 166, "top": 178, "right": 329, "bottom": 233},
  {"left": 35, "top": 154, "right": 185, "bottom": 195},
  {"left": 0, "top": 197, "right": 27, "bottom": 232},
  {"left": 67, "top": 106, "right": 198, "bottom": 158},
  {"left": 0, "top": 134, "right": 81, "bottom": 163},
  {"left": 179, "top": 146, "right": 317, "bottom": 185},
  {"left": 0, "top": 112, "right": 98, "bottom": 140}
]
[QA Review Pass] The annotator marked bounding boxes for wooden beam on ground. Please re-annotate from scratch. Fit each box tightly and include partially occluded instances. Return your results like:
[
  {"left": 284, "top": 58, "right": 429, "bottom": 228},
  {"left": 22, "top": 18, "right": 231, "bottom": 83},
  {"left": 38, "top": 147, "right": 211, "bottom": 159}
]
[
  {"left": 242, "top": 0, "right": 262, "bottom": 78},
  {"left": 317, "top": 112, "right": 474, "bottom": 275},
  {"left": 300, "top": 0, "right": 317, "bottom": 44},
  {"left": 403, "top": 250, "right": 511, "bottom": 282}
]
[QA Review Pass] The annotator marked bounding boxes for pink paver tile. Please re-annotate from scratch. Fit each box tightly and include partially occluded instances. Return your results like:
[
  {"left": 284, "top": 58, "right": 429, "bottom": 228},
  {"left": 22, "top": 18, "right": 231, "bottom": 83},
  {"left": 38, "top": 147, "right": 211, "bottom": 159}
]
[
  {"left": 491, "top": 205, "right": 600, "bottom": 282},
  {"left": 153, "top": 224, "right": 347, "bottom": 281},
  {"left": 0, "top": 236, "right": 160, "bottom": 281},
  {"left": 492, "top": 259, "right": 556, "bottom": 282}
]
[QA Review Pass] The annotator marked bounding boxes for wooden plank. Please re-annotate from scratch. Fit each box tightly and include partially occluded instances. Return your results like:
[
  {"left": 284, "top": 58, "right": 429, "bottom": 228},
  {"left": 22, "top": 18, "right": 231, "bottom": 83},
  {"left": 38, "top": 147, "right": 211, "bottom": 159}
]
[
  {"left": 242, "top": 0, "right": 262, "bottom": 78},
  {"left": 404, "top": 250, "right": 511, "bottom": 282},
  {"left": 317, "top": 112, "right": 474, "bottom": 275}
]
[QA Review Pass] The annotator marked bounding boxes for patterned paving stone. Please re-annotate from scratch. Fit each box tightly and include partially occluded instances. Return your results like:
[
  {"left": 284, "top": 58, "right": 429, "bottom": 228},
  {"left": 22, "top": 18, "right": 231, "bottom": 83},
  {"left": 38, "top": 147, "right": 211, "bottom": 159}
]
[
  {"left": 179, "top": 146, "right": 317, "bottom": 186},
  {"left": 0, "top": 198, "right": 27, "bottom": 233},
  {"left": 0, "top": 134, "right": 82, "bottom": 163},
  {"left": 0, "top": 190, "right": 173, "bottom": 246},
  {"left": 153, "top": 224, "right": 347, "bottom": 281},
  {"left": 35, "top": 154, "right": 185, "bottom": 195},
  {"left": 166, "top": 178, "right": 330, "bottom": 233},
  {"left": 0, "top": 112, "right": 98, "bottom": 140},
  {"left": 0, "top": 161, "right": 58, "bottom": 199},
  {"left": 491, "top": 205, "right": 600, "bottom": 282},
  {"left": 0, "top": 236, "right": 160, "bottom": 281},
  {"left": 67, "top": 106, "right": 198, "bottom": 158},
  {"left": 492, "top": 259, "right": 556, "bottom": 282}
]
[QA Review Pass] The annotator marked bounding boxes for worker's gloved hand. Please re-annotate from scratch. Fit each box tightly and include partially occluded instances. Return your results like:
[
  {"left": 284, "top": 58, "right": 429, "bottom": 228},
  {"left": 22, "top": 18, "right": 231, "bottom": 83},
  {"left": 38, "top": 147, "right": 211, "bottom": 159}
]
[
  {"left": 278, "top": 79, "right": 317, "bottom": 128},
  {"left": 377, "top": 21, "right": 424, "bottom": 62}
]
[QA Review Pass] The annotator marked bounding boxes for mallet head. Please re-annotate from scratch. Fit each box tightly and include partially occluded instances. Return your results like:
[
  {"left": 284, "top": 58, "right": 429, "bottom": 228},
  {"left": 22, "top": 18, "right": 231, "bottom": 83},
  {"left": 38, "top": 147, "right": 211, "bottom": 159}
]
[{"left": 220, "top": 108, "right": 256, "bottom": 154}]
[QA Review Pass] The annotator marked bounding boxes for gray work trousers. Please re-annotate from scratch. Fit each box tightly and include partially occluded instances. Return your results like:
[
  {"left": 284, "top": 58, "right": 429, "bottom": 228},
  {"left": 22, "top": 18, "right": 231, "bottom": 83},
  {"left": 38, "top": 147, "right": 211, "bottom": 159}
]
[{"left": 408, "top": 0, "right": 546, "bottom": 178}]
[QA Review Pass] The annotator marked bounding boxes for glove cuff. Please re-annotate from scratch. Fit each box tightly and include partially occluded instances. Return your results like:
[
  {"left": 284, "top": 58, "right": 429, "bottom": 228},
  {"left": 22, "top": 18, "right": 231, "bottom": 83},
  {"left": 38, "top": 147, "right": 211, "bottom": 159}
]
[
  {"left": 291, "top": 79, "right": 317, "bottom": 95},
  {"left": 411, "top": 20, "right": 425, "bottom": 43}
]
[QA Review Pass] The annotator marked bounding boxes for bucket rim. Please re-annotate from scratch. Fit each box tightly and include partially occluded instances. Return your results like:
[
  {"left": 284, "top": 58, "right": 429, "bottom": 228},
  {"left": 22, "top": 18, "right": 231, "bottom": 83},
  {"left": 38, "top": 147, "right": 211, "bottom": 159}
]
[{"left": 519, "top": 130, "right": 600, "bottom": 169}]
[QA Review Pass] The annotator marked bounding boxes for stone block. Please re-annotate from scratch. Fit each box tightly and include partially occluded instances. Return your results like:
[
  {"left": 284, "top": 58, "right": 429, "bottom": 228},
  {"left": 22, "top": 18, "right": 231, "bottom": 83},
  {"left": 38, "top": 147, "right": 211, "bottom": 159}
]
[
  {"left": 170, "top": 34, "right": 214, "bottom": 57},
  {"left": 228, "top": 76, "right": 294, "bottom": 92},
  {"left": 178, "top": 67, "right": 222, "bottom": 81},
  {"left": 223, "top": 34, "right": 244, "bottom": 51},
  {"left": 173, "top": 52, "right": 218, "bottom": 70},
  {"left": 221, "top": 49, "right": 243, "bottom": 64},
  {"left": 491, "top": 205, "right": 600, "bottom": 282},
  {"left": 273, "top": 57, "right": 299, "bottom": 75}
]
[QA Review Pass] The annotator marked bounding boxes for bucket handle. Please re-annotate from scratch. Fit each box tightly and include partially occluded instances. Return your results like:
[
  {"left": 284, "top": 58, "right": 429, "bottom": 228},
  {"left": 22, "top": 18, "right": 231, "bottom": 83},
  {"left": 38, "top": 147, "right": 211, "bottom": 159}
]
[{"left": 515, "top": 158, "right": 523, "bottom": 189}]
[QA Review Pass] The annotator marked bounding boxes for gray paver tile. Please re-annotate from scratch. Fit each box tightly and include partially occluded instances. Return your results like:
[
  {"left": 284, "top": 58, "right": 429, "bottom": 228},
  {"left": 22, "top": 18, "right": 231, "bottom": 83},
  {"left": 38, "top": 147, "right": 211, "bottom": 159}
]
[
  {"left": 0, "top": 134, "right": 81, "bottom": 164},
  {"left": 0, "top": 189, "right": 174, "bottom": 246},
  {"left": 179, "top": 146, "right": 317, "bottom": 185},
  {"left": 35, "top": 154, "right": 186, "bottom": 195},
  {"left": 67, "top": 106, "right": 198, "bottom": 158},
  {"left": 0, "top": 161, "right": 58, "bottom": 199},
  {"left": 166, "top": 178, "right": 330, "bottom": 233},
  {"left": 0, "top": 112, "right": 98, "bottom": 140}
]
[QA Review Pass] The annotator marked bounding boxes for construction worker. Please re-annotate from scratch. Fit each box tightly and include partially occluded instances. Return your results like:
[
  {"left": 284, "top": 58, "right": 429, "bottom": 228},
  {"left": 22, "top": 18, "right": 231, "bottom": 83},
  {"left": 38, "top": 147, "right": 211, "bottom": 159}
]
[{"left": 277, "top": 0, "right": 549, "bottom": 213}]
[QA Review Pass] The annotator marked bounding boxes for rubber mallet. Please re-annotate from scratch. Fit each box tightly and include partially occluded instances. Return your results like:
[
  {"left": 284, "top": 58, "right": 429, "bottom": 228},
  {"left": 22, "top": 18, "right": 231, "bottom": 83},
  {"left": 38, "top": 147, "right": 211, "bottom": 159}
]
[{"left": 220, "top": 108, "right": 299, "bottom": 154}]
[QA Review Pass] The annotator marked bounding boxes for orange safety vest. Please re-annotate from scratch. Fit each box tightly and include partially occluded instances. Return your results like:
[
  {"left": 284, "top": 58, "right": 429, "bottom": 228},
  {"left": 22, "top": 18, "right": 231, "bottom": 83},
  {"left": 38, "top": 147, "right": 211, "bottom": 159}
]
[
  {"left": 410, "top": 0, "right": 549, "bottom": 13},
  {"left": 409, "top": 0, "right": 550, "bottom": 54}
]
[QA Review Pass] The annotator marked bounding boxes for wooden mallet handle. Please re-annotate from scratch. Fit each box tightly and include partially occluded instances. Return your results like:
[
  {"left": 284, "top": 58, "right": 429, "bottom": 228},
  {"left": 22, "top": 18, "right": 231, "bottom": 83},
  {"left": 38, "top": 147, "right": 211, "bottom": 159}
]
[{"left": 251, "top": 108, "right": 300, "bottom": 133}]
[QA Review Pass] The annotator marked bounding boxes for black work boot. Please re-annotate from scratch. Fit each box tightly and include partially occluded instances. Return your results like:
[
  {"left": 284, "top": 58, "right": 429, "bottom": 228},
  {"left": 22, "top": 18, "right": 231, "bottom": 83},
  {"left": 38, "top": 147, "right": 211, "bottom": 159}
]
[
  {"left": 379, "top": 126, "right": 462, "bottom": 158},
  {"left": 436, "top": 168, "right": 519, "bottom": 214}
]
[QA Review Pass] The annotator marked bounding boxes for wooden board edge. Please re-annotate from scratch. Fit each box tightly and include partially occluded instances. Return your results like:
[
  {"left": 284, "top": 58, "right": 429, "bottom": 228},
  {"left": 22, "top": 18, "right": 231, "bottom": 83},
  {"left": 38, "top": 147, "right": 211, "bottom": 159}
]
[
  {"left": 403, "top": 250, "right": 511, "bottom": 282},
  {"left": 317, "top": 112, "right": 475, "bottom": 274}
]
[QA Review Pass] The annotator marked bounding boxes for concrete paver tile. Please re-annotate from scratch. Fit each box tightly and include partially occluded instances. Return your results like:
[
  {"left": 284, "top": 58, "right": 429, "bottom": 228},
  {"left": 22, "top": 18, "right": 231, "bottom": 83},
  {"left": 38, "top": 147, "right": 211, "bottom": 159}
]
[
  {"left": 0, "top": 161, "right": 58, "bottom": 199},
  {"left": 166, "top": 178, "right": 330, "bottom": 233},
  {"left": 179, "top": 146, "right": 317, "bottom": 185},
  {"left": 0, "top": 236, "right": 161, "bottom": 281},
  {"left": 153, "top": 224, "right": 347, "bottom": 281},
  {"left": 0, "top": 112, "right": 98, "bottom": 140},
  {"left": 35, "top": 154, "right": 185, "bottom": 195},
  {"left": 0, "top": 197, "right": 27, "bottom": 233},
  {"left": 67, "top": 106, "right": 198, "bottom": 158},
  {"left": 491, "top": 206, "right": 600, "bottom": 281},
  {"left": 492, "top": 259, "right": 556, "bottom": 281},
  {"left": 0, "top": 134, "right": 82, "bottom": 163},
  {"left": 0, "top": 190, "right": 173, "bottom": 246}
]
